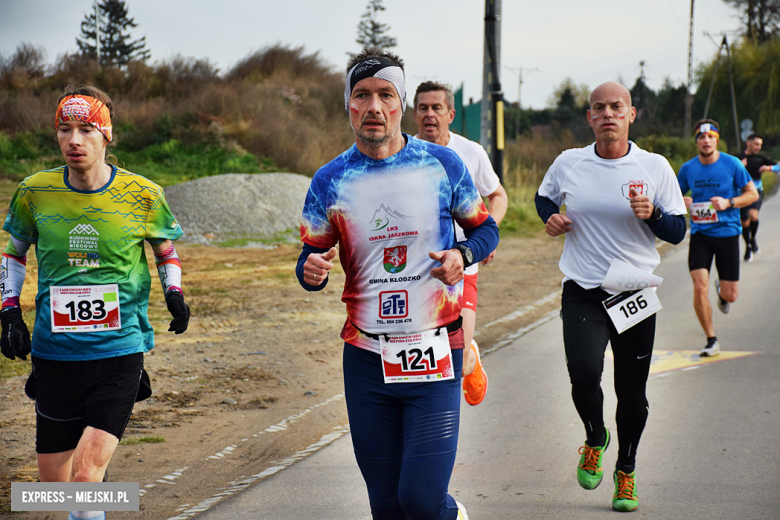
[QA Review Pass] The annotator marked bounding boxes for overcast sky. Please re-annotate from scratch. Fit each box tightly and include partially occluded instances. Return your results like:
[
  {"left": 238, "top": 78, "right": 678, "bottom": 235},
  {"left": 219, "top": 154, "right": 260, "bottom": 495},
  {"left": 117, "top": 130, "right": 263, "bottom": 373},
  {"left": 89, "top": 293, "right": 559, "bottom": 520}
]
[{"left": 0, "top": 0, "right": 743, "bottom": 109}]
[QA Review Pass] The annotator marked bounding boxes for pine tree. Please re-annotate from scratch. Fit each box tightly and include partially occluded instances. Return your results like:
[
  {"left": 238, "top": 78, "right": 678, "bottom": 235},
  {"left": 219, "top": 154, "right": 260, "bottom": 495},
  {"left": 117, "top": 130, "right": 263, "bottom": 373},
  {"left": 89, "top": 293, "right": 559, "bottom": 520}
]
[
  {"left": 356, "top": 0, "right": 397, "bottom": 49},
  {"left": 76, "top": 0, "right": 151, "bottom": 67}
]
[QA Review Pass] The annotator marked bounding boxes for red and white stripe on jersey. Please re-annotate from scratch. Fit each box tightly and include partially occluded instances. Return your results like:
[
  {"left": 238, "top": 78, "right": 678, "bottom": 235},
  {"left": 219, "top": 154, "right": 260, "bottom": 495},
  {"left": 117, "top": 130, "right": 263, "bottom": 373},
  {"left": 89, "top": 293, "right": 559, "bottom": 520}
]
[{"left": 154, "top": 244, "right": 182, "bottom": 295}]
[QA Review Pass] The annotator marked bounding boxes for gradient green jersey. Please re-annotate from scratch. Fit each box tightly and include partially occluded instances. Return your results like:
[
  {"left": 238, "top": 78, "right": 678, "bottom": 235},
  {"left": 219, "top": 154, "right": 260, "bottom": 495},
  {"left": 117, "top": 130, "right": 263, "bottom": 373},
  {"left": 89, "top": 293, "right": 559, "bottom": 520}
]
[{"left": 3, "top": 165, "right": 182, "bottom": 361}]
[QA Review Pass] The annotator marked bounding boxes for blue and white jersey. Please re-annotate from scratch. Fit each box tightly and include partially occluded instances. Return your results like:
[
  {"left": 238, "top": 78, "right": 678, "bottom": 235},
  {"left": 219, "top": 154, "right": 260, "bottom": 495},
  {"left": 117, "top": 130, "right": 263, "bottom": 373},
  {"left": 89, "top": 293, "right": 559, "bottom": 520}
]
[{"left": 300, "top": 134, "right": 490, "bottom": 352}]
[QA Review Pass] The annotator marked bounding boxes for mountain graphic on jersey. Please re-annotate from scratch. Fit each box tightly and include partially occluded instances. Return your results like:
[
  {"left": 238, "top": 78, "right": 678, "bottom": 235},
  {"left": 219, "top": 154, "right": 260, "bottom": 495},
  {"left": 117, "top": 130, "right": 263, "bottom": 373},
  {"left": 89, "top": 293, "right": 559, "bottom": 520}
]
[
  {"left": 369, "top": 203, "right": 413, "bottom": 231},
  {"left": 384, "top": 246, "right": 407, "bottom": 273},
  {"left": 70, "top": 223, "right": 100, "bottom": 235}
]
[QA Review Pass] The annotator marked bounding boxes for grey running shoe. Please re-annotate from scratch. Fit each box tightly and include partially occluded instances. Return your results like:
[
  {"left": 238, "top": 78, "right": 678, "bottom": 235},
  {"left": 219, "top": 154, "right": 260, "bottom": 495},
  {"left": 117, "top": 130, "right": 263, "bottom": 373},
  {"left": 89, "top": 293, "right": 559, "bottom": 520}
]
[
  {"left": 751, "top": 239, "right": 760, "bottom": 254},
  {"left": 744, "top": 248, "right": 753, "bottom": 263},
  {"left": 700, "top": 338, "right": 721, "bottom": 357},
  {"left": 714, "top": 279, "right": 731, "bottom": 314}
]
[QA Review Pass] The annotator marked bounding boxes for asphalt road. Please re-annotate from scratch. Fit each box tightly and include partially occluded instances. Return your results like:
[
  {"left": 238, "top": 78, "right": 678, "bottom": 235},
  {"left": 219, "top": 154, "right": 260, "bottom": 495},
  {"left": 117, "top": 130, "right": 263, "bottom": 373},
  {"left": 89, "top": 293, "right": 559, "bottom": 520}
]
[{"left": 195, "top": 197, "right": 780, "bottom": 520}]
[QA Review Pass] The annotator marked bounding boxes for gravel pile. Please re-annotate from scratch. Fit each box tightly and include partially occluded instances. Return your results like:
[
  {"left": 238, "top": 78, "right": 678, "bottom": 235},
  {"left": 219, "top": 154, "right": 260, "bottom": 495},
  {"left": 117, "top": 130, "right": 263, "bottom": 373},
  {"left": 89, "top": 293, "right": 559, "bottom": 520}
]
[{"left": 164, "top": 173, "right": 311, "bottom": 245}]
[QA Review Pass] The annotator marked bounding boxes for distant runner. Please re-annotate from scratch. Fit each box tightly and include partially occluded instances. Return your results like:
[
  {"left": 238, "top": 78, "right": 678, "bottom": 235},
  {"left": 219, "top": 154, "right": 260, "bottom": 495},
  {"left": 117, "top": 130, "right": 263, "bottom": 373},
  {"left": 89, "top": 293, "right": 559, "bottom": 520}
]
[
  {"left": 735, "top": 133, "right": 779, "bottom": 262},
  {"left": 413, "top": 80, "right": 508, "bottom": 406},
  {"left": 1, "top": 85, "right": 189, "bottom": 520},
  {"left": 677, "top": 119, "right": 758, "bottom": 357},
  {"left": 297, "top": 47, "right": 498, "bottom": 520},
  {"left": 536, "top": 81, "right": 687, "bottom": 512}
]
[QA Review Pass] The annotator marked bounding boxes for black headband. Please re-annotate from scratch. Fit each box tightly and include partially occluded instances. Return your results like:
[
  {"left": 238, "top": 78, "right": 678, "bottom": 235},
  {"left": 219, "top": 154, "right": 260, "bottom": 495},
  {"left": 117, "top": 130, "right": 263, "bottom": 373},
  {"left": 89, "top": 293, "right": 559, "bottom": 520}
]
[{"left": 344, "top": 57, "right": 407, "bottom": 112}]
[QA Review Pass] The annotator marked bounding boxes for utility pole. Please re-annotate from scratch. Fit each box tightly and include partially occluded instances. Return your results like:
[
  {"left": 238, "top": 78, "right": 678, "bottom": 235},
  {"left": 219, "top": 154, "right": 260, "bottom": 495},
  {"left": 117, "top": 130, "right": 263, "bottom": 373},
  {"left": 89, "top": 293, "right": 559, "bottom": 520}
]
[
  {"left": 724, "top": 35, "right": 741, "bottom": 151},
  {"left": 505, "top": 66, "right": 538, "bottom": 138},
  {"left": 684, "top": 0, "right": 695, "bottom": 137},
  {"left": 94, "top": 0, "right": 101, "bottom": 70},
  {"left": 701, "top": 34, "right": 741, "bottom": 151},
  {"left": 481, "top": 0, "right": 504, "bottom": 182},
  {"left": 702, "top": 33, "right": 724, "bottom": 119}
]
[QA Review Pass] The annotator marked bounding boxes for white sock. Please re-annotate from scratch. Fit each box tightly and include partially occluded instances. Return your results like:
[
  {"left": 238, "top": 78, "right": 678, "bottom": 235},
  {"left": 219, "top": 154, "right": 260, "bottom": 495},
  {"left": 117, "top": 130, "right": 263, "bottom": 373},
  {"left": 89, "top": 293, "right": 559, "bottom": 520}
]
[{"left": 68, "top": 512, "right": 105, "bottom": 520}]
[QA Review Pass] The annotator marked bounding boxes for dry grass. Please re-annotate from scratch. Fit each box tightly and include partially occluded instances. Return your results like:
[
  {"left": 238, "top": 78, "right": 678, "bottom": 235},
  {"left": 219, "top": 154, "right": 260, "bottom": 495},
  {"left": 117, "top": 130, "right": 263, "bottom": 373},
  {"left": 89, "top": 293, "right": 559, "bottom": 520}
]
[{"left": 1, "top": 44, "right": 353, "bottom": 176}]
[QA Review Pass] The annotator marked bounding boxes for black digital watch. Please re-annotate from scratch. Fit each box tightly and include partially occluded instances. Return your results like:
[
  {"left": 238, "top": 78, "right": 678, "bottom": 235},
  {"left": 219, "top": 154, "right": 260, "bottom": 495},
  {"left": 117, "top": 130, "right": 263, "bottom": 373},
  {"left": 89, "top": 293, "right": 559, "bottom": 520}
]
[{"left": 455, "top": 244, "right": 474, "bottom": 268}]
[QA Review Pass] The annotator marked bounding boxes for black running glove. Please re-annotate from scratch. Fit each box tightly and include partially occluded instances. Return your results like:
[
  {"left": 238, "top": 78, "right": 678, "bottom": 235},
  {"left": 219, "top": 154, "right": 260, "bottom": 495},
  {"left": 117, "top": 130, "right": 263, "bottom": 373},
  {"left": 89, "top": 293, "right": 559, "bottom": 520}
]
[
  {"left": 1, "top": 307, "right": 31, "bottom": 361},
  {"left": 165, "top": 290, "right": 190, "bottom": 334}
]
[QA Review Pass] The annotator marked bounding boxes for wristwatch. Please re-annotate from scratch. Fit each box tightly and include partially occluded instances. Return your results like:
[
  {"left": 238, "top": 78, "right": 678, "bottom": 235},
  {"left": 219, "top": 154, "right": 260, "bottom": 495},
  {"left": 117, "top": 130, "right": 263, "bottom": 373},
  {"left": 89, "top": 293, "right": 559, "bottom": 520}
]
[
  {"left": 455, "top": 244, "right": 474, "bottom": 268},
  {"left": 644, "top": 206, "right": 663, "bottom": 222},
  {"left": 729, "top": 198, "right": 736, "bottom": 208}
]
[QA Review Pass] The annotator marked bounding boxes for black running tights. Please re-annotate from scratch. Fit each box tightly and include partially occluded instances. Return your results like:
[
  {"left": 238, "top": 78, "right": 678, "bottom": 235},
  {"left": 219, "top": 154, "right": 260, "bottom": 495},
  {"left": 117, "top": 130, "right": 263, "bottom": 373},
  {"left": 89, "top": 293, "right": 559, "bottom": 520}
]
[{"left": 561, "top": 281, "right": 656, "bottom": 467}]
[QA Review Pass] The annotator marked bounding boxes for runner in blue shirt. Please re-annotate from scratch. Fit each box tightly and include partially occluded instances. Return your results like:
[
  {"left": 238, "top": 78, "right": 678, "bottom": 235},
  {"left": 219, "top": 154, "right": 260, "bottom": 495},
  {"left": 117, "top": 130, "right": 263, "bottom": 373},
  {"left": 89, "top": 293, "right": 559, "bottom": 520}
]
[{"left": 677, "top": 119, "right": 758, "bottom": 356}]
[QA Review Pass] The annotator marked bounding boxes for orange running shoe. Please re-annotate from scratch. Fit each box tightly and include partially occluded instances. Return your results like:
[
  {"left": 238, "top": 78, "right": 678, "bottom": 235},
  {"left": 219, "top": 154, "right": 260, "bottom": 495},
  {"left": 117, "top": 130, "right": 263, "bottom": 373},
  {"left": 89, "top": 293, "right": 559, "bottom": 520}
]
[{"left": 463, "top": 340, "right": 488, "bottom": 406}]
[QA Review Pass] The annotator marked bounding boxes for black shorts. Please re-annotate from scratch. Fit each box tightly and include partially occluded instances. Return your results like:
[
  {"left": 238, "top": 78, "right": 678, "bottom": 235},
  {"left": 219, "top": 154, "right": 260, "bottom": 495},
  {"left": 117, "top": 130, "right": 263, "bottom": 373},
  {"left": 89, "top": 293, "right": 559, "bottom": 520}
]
[
  {"left": 688, "top": 233, "right": 740, "bottom": 281},
  {"left": 740, "top": 189, "right": 764, "bottom": 219},
  {"left": 27, "top": 353, "right": 148, "bottom": 454}
]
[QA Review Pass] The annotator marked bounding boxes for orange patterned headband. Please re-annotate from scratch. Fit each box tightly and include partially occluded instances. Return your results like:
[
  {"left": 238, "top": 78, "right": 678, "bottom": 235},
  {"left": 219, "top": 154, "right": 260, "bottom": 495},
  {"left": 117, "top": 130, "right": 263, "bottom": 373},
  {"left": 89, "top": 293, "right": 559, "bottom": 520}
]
[{"left": 55, "top": 95, "right": 112, "bottom": 142}]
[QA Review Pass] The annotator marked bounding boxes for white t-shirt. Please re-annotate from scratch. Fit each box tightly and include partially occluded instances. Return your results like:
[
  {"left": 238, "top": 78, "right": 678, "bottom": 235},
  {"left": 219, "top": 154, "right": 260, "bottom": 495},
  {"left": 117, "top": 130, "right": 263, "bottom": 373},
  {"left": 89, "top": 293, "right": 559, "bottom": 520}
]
[
  {"left": 446, "top": 132, "right": 501, "bottom": 275},
  {"left": 537, "top": 142, "right": 687, "bottom": 292}
]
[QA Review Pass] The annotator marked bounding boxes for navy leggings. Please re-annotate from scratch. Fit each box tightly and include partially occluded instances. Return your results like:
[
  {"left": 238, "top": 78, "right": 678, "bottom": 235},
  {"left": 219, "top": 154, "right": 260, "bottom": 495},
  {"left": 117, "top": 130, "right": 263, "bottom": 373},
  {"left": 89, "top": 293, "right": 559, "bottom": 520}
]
[
  {"left": 344, "top": 343, "right": 463, "bottom": 520},
  {"left": 561, "top": 281, "right": 655, "bottom": 467}
]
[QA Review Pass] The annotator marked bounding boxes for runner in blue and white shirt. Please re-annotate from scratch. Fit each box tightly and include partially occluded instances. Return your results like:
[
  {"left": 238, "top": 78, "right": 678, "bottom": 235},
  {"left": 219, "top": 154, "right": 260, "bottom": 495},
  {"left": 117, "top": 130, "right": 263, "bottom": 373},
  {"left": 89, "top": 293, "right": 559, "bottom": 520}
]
[{"left": 297, "top": 48, "right": 498, "bottom": 520}]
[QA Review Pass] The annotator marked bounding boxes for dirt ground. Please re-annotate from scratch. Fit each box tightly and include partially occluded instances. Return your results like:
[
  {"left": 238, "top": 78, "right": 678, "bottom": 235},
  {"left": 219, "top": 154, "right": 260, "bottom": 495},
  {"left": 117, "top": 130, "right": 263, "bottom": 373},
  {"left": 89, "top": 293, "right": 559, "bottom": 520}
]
[{"left": 0, "top": 233, "right": 569, "bottom": 519}]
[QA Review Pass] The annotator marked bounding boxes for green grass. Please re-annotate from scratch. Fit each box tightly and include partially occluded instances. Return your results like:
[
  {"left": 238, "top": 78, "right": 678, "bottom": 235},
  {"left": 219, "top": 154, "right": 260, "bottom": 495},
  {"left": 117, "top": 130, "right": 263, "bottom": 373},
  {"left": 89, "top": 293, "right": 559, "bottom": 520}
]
[
  {"left": 215, "top": 228, "right": 299, "bottom": 248},
  {"left": 0, "top": 132, "right": 282, "bottom": 188},
  {"left": 119, "top": 435, "right": 166, "bottom": 446},
  {"left": 0, "top": 356, "right": 31, "bottom": 378},
  {"left": 497, "top": 184, "right": 546, "bottom": 238},
  {"left": 764, "top": 170, "right": 779, "bottom": 195}
]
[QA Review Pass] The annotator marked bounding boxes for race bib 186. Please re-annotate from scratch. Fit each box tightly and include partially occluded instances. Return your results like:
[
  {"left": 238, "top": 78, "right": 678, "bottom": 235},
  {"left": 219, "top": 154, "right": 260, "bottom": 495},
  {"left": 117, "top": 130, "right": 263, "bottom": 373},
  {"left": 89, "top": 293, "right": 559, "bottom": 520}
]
[
  {"left": 602, "top": 287, "right": 661, "bottom": 334},
  {"left": 50, "top": 284, "right": 121, "bottom": 333},
  {"left": 690, "top": 202, "right": 719, "bottom": 223},
  {"left": 380, "top": 328, "right": 454, "bottom": 383}
]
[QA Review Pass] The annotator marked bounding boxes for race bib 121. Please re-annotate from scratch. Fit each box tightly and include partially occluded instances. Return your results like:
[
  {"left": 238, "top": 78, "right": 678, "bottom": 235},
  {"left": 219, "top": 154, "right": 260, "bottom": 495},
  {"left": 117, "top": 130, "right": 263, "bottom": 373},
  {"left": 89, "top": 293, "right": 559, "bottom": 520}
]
[{"left": 380, "top": 328, "right": 454, "bottom": 383}]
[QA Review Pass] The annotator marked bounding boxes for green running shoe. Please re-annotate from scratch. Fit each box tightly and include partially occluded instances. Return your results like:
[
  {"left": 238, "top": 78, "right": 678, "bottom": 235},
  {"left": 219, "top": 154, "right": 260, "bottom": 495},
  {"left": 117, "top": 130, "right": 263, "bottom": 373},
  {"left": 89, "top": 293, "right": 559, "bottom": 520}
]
[
  {"left": 576, "top": 429, "right": 610, "bottom": 490},
  {"left": 612, "top": 470, "right": 639, "bottom": 512}
]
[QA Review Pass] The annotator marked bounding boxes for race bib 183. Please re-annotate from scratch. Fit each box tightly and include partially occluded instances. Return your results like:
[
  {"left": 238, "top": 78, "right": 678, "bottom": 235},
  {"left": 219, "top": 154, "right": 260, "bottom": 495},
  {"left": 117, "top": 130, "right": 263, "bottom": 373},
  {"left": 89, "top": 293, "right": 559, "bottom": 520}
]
[{"left": 50, "top": 284, "right": 121, "bottom": 333}]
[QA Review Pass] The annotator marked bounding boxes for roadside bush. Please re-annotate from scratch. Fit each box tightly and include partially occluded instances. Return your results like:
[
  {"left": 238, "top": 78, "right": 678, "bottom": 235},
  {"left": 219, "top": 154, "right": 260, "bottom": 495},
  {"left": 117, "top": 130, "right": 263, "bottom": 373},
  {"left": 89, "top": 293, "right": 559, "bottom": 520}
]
[{"left": 0, "top": 43, "right": 353, "bottom": 178}]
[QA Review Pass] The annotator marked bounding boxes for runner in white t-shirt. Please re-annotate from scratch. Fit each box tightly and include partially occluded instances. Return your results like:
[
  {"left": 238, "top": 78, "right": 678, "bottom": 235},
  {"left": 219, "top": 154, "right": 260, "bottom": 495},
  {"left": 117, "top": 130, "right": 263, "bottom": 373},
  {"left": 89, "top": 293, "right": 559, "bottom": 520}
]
[
  {"left": 413, "top": 81, "right": 508, "bottom": 407},
  {"left": 536, "top": 81, "right": 686, "bottom": 513}
]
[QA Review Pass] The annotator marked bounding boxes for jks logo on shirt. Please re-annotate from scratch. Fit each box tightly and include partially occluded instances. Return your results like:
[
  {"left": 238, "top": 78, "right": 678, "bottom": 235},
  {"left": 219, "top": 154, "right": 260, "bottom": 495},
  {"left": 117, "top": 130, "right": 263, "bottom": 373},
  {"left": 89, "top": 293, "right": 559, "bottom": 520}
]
[
  {"left": 383, "top": 246, "right": 407, "bottom": 273},
  {"left": 621, "top": 181, "right": 650, "bottom": 200},
  {"left": 370, "top": 203, "right": 412, "bottom": 231},
  {"left": 369, "top": 204, "right": 419, "bottom": 243},
  {"left": 379, "top": 290, "right": 408, "bottom": 318}
]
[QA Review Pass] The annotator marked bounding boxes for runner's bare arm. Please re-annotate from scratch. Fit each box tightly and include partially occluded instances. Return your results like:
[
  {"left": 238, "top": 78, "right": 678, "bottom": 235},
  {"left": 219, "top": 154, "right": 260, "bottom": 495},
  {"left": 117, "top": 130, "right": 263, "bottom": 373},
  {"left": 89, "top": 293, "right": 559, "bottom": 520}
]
[
  {"left": 481, "top": 185, "right": 508, "bottom": 265},
  {"left": 711, "top": 181, "right": 758, "bottom": 210},
  {"left": 486, "top": 184, "right": 508, "bottom": 226}
]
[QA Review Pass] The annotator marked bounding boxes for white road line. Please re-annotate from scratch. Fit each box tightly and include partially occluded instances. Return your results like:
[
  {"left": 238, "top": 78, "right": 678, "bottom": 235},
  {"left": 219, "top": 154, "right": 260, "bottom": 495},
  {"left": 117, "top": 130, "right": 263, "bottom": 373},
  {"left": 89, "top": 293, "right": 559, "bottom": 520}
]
[
  {"left": 141, "top": 394, "right": 346, "bottom": 498},
  {"left": 478, "top": 290, "right": 561, "bottom": 332},
  {"left": 482, "top": 309, "right": 561, "bottom": 356},
  {"left": 207, "top": 393, "right": 345, "bottom": 460},
  {"left": 166, "top": 425, "right": 351, "bottom": 519}
]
